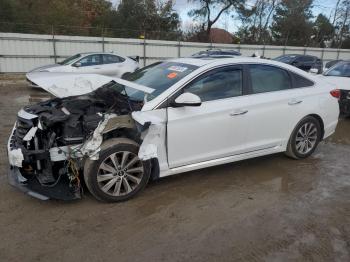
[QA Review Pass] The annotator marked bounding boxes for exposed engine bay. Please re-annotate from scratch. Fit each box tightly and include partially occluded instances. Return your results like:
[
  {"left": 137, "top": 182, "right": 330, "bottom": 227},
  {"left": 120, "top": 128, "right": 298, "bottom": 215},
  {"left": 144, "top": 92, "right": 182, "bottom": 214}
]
[{"left": 8, "top": 84, "right": 144, "bottom": 200}]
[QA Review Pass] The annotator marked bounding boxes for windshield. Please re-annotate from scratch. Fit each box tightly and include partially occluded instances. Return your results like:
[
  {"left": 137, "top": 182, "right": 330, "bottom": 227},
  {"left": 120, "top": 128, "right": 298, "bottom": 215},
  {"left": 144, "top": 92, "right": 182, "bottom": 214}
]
[
  {"left": 117, "top": 61, "right": 199, "bottom": 102},
  {"left": 58, "top": 54, "right": 82, "bottom": 65},
  {"left": 324, "top": 61, "right": 350, "bottom": 77},
  {"left": 274, "top": 55, "right": 297, "bottom": 63}
]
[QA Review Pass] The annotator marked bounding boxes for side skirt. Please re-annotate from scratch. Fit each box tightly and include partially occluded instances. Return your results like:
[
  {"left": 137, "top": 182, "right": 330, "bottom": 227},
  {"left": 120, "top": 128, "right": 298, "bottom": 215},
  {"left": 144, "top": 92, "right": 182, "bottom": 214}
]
[{"left": 159, "top": 145, "right": 284, "bottom": 178}]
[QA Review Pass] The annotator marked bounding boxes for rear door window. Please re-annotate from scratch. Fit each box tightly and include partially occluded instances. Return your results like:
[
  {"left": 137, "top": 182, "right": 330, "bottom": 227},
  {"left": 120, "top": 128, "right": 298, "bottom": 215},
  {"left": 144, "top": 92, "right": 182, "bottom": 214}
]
[
  {"left": 103, "top": 54, "right": 125, "bottom": 64},
  {"left": 248, "top": 64, "right": 292, "bottom": 94}
]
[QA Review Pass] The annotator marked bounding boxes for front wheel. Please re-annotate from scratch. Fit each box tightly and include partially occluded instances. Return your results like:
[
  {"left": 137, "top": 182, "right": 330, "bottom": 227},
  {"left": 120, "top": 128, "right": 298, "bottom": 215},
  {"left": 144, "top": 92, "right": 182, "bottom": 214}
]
[
  {"left": 285, "top": 116, "right": 322, "bottom": 159},
  {"left": 84, "top": 138, "right": 151, "bottom": 202}
]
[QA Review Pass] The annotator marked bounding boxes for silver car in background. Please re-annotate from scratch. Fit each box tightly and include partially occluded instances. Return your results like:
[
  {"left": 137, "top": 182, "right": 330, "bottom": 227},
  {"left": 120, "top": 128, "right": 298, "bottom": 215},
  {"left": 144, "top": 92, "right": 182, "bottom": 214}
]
[{"left": 28, "top": 52, "right": 139, "bottom": 79}]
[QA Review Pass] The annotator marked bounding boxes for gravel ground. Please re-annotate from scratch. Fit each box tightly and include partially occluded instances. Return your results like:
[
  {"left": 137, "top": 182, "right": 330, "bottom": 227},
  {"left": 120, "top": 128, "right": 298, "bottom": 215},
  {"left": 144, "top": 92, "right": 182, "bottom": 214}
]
[{"left": 0, "top": 84, "right": 350, "bottom": 262}]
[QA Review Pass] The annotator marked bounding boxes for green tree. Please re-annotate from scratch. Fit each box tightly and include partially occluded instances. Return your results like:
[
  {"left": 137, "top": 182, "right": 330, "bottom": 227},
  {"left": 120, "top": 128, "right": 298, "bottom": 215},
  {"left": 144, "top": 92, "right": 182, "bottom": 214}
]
[
  {"left": 313, "top": 14, "right": 334, "bottom": 47},
  {"left": 236, "top": 0, "right": 279, "bottom": 44},
  {"left": 270, "top": 0, "right": 314, "bottom": 46},
  {"left": 108, "top": 0, "right": 180, "bottom": 39}
]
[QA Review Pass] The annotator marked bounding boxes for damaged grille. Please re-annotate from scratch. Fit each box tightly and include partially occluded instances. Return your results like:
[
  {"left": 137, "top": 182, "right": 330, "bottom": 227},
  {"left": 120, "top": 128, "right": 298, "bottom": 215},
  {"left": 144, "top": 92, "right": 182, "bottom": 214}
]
[{"left": 16, "top": 117, "right": 34, "bottom": 141}]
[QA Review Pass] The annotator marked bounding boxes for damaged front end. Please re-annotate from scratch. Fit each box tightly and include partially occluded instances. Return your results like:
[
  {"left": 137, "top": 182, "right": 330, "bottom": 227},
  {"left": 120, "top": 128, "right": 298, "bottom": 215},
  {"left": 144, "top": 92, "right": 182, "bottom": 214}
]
[{"left": 7, "top": 84, "right": 142, "bottom": 200}]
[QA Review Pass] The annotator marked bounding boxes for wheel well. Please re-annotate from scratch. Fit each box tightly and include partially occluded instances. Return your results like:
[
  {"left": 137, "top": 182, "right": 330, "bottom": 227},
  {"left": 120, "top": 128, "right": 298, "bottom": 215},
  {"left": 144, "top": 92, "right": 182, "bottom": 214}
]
[{"left": 308, "top": 114, "right": 325, "bottom": 140}]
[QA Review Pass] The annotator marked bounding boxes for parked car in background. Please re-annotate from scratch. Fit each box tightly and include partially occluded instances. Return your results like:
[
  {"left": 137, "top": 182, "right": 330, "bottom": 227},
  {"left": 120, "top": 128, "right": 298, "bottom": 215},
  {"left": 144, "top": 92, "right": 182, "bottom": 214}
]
[
  {"left": 27, "top": 52, "right": 139, "bottom": 84},
  {"left": 320, "top": 61, "right": 350, "bottom": 115},
  {"left": 323, "top": 59, "right": 342, "bottom": 72},
  {"left": 274, "top": 54, "right": 323, "bottom": 74},
  {"left": 8, "top": 57, "right": 339, "bottom": 202},
  {"left": 191, "top": 49, "right": 241, "bottom": 58}
]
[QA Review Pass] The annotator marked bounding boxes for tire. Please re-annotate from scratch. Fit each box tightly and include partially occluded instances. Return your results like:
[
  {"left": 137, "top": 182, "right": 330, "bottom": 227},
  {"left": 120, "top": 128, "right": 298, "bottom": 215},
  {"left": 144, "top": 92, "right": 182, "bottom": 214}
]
[
  {"left": 285, "top": 116, "right": 322, "bottom": 159},
  {"left": 84, "top": 138, "right": 151, "bottom": 202}
]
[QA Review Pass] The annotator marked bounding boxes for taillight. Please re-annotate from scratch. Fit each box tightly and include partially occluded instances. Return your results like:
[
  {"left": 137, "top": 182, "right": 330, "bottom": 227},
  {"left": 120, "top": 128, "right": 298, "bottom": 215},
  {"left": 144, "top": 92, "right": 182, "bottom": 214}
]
[{"left": 330, "top": 89, "right": 340, "bottom": 99}]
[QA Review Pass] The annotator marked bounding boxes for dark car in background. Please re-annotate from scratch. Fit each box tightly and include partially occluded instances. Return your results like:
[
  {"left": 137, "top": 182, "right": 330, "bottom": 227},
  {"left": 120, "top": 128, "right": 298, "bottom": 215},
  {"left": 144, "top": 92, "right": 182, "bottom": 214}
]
[
  {"left": 191, "top": 49, "right": 241, "bottom": 58},
  {"left": 274, "top": 54, "right": 323, "bottom": 74},
  {"left": 321, "top": 61, "right": 350, "bottom": 115},
  {"left": 324, "top": 59, "right": 343, "bottom": 72}
]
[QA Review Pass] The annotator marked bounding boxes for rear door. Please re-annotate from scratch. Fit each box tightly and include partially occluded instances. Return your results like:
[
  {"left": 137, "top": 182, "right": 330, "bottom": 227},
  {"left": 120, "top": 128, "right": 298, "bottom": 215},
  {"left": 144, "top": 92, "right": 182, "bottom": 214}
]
[
  {"left": 167, "top": 65, "right": 251, "bottom": 168},
  {"left": 242, "top": 64, "right": 308, "bottom": 152},
  {"left": 101, "top": 54, "right": 126, "bottom": 76}
]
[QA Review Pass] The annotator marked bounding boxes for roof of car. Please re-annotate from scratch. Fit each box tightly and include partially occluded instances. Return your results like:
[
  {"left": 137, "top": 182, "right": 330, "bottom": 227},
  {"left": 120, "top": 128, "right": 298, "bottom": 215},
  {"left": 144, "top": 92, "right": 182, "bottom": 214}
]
[
  {"left": 279, "top": 54, "right": 318, "bottom": 58},
  {"left": 78, "top": 52, "right": 120, "bottom": 56},
  {"left": 168, "top": 57, "right": 277, "bottom": 67},
  {"left": 166, "top": 57, "right": 316, "bottom": 78}
]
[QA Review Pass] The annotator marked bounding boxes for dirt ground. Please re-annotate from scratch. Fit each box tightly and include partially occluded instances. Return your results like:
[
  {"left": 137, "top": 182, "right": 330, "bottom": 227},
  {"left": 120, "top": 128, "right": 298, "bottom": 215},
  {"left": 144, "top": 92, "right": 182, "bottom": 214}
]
[{"left": 1, "top": 84, "right": 350, "bottom": 262}]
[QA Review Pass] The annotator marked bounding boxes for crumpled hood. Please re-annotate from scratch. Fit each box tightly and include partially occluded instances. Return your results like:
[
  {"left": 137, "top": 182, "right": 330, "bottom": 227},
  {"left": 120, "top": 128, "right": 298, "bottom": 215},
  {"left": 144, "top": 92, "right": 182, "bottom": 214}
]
[
  {"left": 26, "top": 72, "right": 155, "bottom": 98},
  {"left": 23, "top": 85, "right": 143, "bottom": 124}
]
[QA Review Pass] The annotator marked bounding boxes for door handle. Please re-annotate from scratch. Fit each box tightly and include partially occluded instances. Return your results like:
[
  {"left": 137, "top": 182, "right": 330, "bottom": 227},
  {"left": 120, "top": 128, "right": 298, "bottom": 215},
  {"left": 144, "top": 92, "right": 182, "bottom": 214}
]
[
  {"left": 288, "top": 99, "right": 303, "bottom": 105},
  {"left": 93, "top": 67, "right": 101, "bottom": 69},
  {"left": 230, "top": 109, "right": 248, "bottom": 116}
]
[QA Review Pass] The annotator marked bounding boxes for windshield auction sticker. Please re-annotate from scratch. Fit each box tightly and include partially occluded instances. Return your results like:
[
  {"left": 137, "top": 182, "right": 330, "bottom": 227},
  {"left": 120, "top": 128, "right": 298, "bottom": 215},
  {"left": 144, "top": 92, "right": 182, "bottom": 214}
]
[
  {"left": 167, "top": 72, "right": 178, "bottom": 79},
  {"left": 167, "top": 66, "right": 188, "bottom": 72}
]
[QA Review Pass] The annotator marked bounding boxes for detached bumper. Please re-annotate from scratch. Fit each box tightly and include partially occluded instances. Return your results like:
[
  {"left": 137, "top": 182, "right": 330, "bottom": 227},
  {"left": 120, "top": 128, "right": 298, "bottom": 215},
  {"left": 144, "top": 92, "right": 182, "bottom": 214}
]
[
  {"left": 8, "top": 165, "right": 81, "bottom": 201},
  {"left": 8, "top": 166, "right": 49, "bottom": 200}
]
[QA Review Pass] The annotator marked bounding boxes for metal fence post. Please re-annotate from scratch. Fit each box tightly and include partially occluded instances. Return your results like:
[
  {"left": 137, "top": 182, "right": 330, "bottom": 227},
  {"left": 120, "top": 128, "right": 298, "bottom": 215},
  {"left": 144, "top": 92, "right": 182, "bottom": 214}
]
[
  {"left": 101, "top": 28, "right": 105, "bottom": 52},
  {"left": 143, "top": 34, "right": 146, "bottom": 66},
  {"left": 178, "top": 40, "right": 181, "bottom": 58},
  {"left": 262, "top": 44, "right": 266, "bottom": 57},
  {"left": 52, "top": 25, "right": 57, "bottom": 63},
  {"left": 336, "top": 49, "right": 340, "bottom": 59}
]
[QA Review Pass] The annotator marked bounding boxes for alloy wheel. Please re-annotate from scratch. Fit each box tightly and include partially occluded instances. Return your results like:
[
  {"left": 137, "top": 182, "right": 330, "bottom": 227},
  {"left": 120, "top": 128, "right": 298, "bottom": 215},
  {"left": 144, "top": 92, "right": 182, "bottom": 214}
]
[
  {"left": 97, "top": 151, "right": 144, "bottom": 196},
  {"left": 295, "top": 122, "right": 318, "bottom": 154}
]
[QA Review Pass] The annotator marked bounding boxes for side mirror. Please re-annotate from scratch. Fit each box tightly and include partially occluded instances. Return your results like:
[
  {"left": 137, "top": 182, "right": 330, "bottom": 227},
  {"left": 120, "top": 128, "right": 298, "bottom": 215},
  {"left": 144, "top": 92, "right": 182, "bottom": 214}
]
[
  {"left": 173, "top": 92, "right": 201, "bottom": 107},
  {"left": 73, "top": 62, "right": 82, "bottom": 67},
  {"left": 309, "top": 68, "right": 318, "bottom": 74}
]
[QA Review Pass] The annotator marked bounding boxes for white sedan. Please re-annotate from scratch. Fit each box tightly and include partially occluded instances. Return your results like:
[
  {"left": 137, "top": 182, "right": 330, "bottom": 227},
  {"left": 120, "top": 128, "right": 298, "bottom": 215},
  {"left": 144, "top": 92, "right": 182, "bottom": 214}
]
[
  {"left": 319, "top": 61, "right": 350, "bottom": 115},
  {"left": 8, "top": 57, "right": 339, "bottom": 202},
  {"left": 28, "top": 52, "right": 139, "bottom": 79}
]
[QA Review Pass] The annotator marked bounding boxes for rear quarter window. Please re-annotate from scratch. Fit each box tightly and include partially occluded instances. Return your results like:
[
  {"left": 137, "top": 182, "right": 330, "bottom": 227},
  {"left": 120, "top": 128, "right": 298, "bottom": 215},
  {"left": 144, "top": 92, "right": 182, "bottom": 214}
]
[{"left": 291, "top": 73, "right": 314, "bottom": 88}]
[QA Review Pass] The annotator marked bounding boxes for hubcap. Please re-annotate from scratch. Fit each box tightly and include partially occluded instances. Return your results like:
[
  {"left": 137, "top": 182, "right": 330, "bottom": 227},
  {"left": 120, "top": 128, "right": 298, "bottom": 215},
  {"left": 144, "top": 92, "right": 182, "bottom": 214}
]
[
  {"left": 97, "top": 151, "right": 144, "bottom": 197},
  {"left": 295, "top": 122, "right": 318, "bottom": 154}
]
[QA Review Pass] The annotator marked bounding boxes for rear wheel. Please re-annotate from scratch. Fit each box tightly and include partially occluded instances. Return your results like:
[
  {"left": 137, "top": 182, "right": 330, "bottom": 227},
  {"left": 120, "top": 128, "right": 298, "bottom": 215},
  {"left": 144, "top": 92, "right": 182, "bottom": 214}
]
[
  {"left": 84, "top": 138, "right": 151, "bottom": 202},
  {"left": 285, "top": 116, "right": 322, "bottom": 159}
]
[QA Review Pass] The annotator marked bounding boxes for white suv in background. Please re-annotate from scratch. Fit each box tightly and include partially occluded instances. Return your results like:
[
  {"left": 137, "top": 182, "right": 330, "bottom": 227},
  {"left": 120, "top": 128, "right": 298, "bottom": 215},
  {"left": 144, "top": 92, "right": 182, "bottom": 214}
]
[{"left": 28, "top": 52, "right": 139, "bottom": 78}]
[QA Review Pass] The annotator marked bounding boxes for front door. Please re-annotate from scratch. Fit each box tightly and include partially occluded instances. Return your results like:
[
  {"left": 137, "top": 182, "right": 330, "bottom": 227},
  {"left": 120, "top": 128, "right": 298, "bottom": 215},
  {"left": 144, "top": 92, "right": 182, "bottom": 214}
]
[
  {"left": 72, "top": 54, "right": 103, "bottom": 74},
  {"left": 167, "top": 65, "right": 249, "bottom": 168}
]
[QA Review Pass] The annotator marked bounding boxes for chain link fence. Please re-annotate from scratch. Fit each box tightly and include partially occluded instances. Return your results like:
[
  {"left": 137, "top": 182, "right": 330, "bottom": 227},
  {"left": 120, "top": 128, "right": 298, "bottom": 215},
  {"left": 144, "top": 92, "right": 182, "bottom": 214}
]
[{"left": 1, "top": 22, "right": 350, "bottom": 73}]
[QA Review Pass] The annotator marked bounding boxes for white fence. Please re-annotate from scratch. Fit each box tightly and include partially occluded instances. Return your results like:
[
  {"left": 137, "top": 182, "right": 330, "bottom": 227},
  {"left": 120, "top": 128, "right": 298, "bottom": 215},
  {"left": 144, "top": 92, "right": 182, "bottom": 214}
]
[{"left": 1, "top": 32, "right": 350, "bottom": 73}]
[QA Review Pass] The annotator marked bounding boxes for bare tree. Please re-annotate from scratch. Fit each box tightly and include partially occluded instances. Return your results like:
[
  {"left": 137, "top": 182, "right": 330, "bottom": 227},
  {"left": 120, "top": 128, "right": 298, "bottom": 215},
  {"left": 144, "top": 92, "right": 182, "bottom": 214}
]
[{"left": 188, "top": 0, "right": 244, "bottom": 40}]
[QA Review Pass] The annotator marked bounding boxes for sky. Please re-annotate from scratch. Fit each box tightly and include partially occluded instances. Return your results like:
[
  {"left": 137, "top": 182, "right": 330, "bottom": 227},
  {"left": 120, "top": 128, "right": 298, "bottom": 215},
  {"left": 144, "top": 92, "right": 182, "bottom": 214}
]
[{"left": 111, "top": 0, "right": 339, "bottom": 33}]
